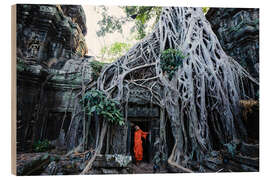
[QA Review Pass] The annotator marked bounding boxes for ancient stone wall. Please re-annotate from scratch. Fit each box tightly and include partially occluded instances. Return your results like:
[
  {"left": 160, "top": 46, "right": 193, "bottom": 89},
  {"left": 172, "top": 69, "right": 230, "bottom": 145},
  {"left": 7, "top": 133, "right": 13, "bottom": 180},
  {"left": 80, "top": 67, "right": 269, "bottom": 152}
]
[
  {"left": 206, "top": 8, "right": 259, "bottom": 80},
  {"left": 16, "top": 4, "right": 88, "bottom": 69},
  {"left": 205, "top": 9, "right": 259, "bottom": 141},
  {"left": 16, "top": 4, "right": 91, "bottom": 152}
]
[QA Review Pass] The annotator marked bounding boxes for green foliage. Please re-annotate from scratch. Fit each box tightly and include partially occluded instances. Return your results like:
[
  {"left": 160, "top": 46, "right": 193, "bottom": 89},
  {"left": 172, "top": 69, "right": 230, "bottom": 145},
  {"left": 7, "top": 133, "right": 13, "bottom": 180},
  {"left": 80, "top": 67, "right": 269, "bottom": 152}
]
[
  {"left": 33, "top": 139, "right": 52, "bottom": 152},
  {"left": 124, "top": 6, "right": 162, "bottom": 40},
  {"left": 95, "top": 6, "right": 161, "bottom": 40},
  {"left": 160, "top": 49, "right": 185, "bottom": 80},
  {"left": 101, "top": 42, "right": 131, "bottom": 62},
  {"left": 202, "top": 7, "right": 210, "bottom": 14},
  {"left": 90, "top": 60, "right": 106, "bottom": 81},
  {"left": 224, "top": 142, "right": 237, "bottom": 157},
  {"left": 96, "top": 6, "right": 126, "bottom": 37},
  {"left": 81, "top": 90, "right": 124, "bottom": 126},
  {"left": 107, "top": 42, "right": 131, "bottom": 57},
  {"left": 96, "top": 6, "right": 210, "bottom": 40},
  {"left": 131, "top": 20, "right": 147, "bottom": 40},
  {"left": 17, "top": 58, "right": 29, "bottom": 72}
]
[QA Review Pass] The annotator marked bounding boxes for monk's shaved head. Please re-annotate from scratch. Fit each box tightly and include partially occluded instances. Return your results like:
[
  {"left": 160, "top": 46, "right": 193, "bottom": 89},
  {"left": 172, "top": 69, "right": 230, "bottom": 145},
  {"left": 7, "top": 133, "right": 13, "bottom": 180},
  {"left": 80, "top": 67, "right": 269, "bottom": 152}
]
[{"left": 135, "top": 125, "right": 140, "bottom": 130}]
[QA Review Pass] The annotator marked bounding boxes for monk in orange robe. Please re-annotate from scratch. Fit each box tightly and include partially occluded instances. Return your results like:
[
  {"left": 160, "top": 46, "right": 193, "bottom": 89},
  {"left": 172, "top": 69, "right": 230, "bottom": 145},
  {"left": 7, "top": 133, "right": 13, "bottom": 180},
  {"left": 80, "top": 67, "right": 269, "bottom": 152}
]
[{"left": 134, "top": 125, "right": 149, "bottom": 165}]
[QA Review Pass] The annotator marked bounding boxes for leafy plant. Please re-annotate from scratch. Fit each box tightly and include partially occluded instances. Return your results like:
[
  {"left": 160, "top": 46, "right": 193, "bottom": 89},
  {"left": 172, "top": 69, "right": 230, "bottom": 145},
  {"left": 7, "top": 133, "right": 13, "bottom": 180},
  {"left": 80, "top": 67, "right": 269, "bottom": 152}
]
[
  {"left": 33, "top": 139, "right": 52, "bottom": 152},
  {"left": 17, "top": 58, "right": 29, "bottom": 72},
  {"left": 95, "top": 6, "right": 161, "bottom": 40},
  {"left": 96, "top": 6, "right": 126, "bottom": 37},
  {"left": 124, "top": 6, "right": 161, "bottom": 40},
  {"left": 90, "top": 60, "right": 106, "bottom": 81},
  {"left": 96, "top": 6, "right": 208, "bottom": 40},
  {"left": 224, "top": 142, "right": 237, "bottom": 157},
  {"left": 80, "top": 90, "right": 124, "bottom": 126},
  {"left": 101, "top": 42, "right": 131, "bottom": 62},
  {"left": 202, "top": 7, "right": 210, "bottom": 14},
  {"left": 160, "top": 49, "right": 185, "bottom": 80}
]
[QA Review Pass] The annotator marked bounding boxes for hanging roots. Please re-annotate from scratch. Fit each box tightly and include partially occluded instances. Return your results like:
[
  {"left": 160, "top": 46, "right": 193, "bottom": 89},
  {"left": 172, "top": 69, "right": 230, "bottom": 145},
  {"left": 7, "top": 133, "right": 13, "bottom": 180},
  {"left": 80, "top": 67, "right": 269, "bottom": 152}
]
[{"left": 96, "top": 7, "right": 258, "bottom": 169}]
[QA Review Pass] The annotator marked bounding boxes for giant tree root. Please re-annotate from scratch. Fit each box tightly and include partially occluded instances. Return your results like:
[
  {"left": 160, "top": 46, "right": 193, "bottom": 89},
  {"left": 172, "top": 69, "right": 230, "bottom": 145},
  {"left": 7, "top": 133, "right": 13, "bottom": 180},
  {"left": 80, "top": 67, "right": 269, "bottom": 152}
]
[
  {"left": 65, "top": 142, "right": 83, "bottom": 157},
  {"left": 96, "top": 7, "right": 258, "bottom": 169},
  {"left": 81, "top": 121, "right": 108, "bottom": 175},
  {"left": 63, "top": 7, "right": 258, "bottom": 172},
  {"left": 168, "top": 143, "right": 194, "bottom": 173}
]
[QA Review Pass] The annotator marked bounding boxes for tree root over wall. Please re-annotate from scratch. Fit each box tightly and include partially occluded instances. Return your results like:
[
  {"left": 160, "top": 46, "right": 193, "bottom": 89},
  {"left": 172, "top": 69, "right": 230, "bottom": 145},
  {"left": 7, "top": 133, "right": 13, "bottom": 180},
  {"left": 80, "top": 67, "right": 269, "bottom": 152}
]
[{"left": 68, "top": 7, "right": 259, "bottom": 174}]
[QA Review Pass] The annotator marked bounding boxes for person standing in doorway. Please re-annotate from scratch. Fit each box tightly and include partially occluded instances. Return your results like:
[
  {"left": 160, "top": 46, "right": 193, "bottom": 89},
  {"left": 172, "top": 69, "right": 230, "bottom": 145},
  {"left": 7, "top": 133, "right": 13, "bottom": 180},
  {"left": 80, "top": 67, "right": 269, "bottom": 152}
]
[{"left": 134, "top": 125, "right": 149, "bottom": 165}]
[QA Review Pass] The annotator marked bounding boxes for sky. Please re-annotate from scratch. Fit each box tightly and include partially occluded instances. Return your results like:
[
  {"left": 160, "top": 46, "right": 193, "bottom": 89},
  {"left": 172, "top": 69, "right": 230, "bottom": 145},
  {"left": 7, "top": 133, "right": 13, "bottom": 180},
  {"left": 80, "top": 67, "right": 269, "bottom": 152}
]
[{"left": 82, "top": 5, "right": 138, "bottom": 59}]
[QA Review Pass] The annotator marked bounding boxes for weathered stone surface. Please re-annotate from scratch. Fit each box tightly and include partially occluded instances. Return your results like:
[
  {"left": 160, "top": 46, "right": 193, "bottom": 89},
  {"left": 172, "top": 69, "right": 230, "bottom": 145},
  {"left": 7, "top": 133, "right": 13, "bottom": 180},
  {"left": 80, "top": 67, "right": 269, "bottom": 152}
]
[
  {"left": 206, "top": 8, "right": 259, "bottom": 80},
  {"left": 17, "top": 57, "right": 92, "bottom": 152},
  {"left": 16, "top": 4, "right": 91, "bottom": 152},
  {"left": 60, "top": 5, "right": 87, "bottom": 36},
  {"left": 100, "top": 168, "right": 119, "bottom": 174},
  {"left": 16, "top": 4, "right": 88, "bottom": 69},
  {"left": 17, "top": 152, "right": 133, "bottom": 175},
  {"left": 110, "top": 124, "right": 128, "bottom": 154},
  {"left": 43, "top": 161, "right": 58, "bottom": 175},
  {"left": 239, "top": 100, "right": 259, "bottom": 140},
  {"left": 93, "top": 154, "right": 132, "bottom": 168},
  {"left": 239, "top": 142, "right": 259, "bottom": 157},
  {"left": 17, "top": 153, "right": 51, "bottom": 175},
  {"left": 233, "top": 155, "right": 259, "bottom": 168},
  {"left": 128, "top": 104, "right": 159, "bottom": 118},
  {"left": 221, "top": 150, "right": 259, "bottom": 172}
]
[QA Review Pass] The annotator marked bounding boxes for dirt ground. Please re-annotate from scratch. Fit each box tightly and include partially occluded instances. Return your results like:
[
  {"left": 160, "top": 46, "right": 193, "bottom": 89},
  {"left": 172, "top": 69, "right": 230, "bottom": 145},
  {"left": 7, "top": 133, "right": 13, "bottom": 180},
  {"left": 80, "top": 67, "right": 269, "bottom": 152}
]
[{"left": 130, "top": 162, "right": 168, "bottom": 174}]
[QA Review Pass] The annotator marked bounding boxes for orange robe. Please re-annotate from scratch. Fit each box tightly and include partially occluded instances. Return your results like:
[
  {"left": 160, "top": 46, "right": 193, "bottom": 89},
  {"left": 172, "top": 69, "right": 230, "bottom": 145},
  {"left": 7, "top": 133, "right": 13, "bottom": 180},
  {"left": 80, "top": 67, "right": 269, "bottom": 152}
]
[{"left": 134, "top": 129, "right": 148, "bottom": 162}]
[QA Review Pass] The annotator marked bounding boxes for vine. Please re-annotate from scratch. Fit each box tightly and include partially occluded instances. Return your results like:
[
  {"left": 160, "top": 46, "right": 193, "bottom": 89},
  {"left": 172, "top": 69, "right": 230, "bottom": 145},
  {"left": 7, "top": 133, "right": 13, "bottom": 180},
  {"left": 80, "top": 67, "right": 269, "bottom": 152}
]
[
  {"left": 80, "top": 89, "right": 124, "bottom": 126},
  {"left": 32, "top": 139, "right": 53, "bottom": 152},
  {"left": 160, "top": 48, "right": 185, "bottom": 80},
  {"left": 89, "top": 60, "right": 106, "bottom": 81}
]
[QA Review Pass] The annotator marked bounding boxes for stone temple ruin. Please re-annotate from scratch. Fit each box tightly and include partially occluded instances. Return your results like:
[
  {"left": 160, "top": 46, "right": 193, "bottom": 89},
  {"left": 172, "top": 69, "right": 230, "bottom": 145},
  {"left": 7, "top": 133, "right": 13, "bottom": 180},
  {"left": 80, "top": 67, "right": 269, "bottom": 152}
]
[
  {"left": 16, "top": 5, "right": 259, "bottom": 175},
  {"left": 16, "top": 4, "right": 173, "bottom": 165},
  {"left": 16, "top": 4, "right": 90, "bottom": 152}
]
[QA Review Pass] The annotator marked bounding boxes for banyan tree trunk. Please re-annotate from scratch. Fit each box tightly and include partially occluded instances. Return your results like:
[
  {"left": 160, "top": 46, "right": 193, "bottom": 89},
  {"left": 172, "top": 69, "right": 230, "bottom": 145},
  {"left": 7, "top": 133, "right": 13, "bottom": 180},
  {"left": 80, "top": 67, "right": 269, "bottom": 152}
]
[
  {"left": 81, "top": 120, "right": 108, "bottom": 174},
  {"left": 97, "top": 7, "right": 258, "bottom": 171}
]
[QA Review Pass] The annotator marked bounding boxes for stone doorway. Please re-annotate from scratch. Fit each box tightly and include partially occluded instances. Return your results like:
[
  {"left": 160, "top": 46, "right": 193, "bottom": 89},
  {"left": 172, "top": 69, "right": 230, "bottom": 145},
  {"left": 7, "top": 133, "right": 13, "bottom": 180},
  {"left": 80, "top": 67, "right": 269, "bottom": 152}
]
[
  {"left": 129, "top": 120, "right": 152, "bottom": 163},
  {"left": 126, "top": 104, "right": 160, "bottom": 164},
  {"left": 44, "top": 112, "right": 71, "bottom": 141}
]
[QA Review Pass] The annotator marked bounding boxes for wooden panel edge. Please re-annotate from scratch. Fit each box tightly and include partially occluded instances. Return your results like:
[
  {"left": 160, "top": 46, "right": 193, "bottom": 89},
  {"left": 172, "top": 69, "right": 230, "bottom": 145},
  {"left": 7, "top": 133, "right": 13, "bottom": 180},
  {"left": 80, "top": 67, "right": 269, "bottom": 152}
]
[{"left": 11, "top": 4, "right": 17, "bottom": 176}]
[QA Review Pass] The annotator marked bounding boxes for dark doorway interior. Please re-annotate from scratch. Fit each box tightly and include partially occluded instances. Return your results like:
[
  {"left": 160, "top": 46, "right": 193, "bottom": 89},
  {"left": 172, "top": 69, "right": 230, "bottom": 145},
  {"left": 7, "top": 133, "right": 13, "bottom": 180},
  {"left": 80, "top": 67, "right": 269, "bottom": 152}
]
[
  {"left": 45, "top": 112, "right": 71, "bottom": 140},
  {"left": 130, "top": 120, "right": 151, "bottom": 163}
]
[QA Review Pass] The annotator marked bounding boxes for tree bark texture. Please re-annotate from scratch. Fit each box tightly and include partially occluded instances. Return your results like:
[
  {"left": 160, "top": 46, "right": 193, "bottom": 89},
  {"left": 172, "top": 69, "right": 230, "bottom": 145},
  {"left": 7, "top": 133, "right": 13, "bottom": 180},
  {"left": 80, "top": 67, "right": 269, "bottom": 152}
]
[{"left": 96, "top": 7, "right": 258, "bottom": 169}]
